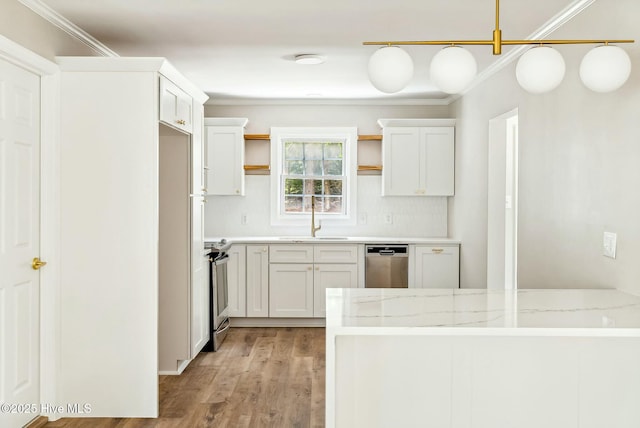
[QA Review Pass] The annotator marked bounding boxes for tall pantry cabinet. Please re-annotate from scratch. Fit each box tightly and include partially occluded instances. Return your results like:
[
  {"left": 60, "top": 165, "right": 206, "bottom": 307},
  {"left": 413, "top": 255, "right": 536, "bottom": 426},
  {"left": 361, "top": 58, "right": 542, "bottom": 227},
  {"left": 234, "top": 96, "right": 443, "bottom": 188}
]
[{"left": 56, "top": 57, "right": 208, "bottom": 418}]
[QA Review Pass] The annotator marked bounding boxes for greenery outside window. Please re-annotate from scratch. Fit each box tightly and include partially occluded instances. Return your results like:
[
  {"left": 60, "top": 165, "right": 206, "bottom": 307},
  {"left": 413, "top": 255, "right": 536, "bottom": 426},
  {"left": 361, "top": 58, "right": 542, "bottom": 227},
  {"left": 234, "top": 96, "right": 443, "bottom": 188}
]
[{"left": 271, "top": 127, "right": 357, "bottom": 226}]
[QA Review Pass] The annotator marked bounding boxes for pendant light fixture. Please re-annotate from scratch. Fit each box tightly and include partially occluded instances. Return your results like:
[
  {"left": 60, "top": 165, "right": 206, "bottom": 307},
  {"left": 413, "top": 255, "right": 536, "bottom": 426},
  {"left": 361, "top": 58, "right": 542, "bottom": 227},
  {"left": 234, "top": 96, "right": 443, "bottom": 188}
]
[{"left": 364, "top": 0, "right": 634, "bottom": 95}]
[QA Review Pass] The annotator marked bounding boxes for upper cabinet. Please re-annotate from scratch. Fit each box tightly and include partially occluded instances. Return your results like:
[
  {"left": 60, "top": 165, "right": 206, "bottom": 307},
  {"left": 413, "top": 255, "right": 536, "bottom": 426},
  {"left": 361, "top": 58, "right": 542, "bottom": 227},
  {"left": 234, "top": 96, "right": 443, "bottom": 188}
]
[
  {"left": 379, "top": 119, "right": 455, "bottom": 196},
  {"left": 205, "top": 117, "right": 248, "bottom": 195},
  {"left": 160, "top": 76, "right": 193, "bottom": 133}
]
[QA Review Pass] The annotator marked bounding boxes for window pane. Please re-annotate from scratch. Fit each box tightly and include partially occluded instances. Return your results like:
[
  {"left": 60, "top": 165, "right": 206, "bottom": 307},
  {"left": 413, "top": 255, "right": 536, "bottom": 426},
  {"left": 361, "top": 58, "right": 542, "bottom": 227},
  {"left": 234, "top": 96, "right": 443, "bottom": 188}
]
[
  {"left": 324, "top": 143, "right": 343, "bottom": 159},
  {"left": 324, "top": 179, "right": 343, "bottom": 195},
  {"left": 313, "top": 179, "right": 322, "bottom": 195},
  {"left": 305, "top": 160, "right": 322, "bottom": 175},
  {"left": 324, "top": 197, "right": 342, "bottom": 213},
  {"left": 285, "top": 160, "right": 304, "bottom": 175},
  {"left": 284, "top": 178, "right": 303, "bottom": 195},
  {"left": 323, "top": 160, "right": 342, "bottom": 175},
  {"left": 304, "top": 143, "right": 323, "bottom": 160},
  {"left": 285, "top": 142, "right": 303, "bottom": 159},
  {"left": 284, "top": 196, "right": 303, "bottom": 212}
]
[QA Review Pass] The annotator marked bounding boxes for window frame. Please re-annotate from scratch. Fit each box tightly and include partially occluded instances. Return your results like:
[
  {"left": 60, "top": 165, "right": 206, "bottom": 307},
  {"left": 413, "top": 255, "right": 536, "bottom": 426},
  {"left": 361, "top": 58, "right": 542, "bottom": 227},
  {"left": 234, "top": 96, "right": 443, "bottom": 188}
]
[{"left": 270, "top": 127, "right": 358, "bottom": 226}]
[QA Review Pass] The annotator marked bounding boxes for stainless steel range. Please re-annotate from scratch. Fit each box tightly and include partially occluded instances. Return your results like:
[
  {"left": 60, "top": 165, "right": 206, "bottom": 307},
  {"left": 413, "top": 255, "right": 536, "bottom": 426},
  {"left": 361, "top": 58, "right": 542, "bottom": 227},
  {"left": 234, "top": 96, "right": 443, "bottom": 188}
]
[{"left": 203, "top": 239, "right": 231, "bottom": 351}]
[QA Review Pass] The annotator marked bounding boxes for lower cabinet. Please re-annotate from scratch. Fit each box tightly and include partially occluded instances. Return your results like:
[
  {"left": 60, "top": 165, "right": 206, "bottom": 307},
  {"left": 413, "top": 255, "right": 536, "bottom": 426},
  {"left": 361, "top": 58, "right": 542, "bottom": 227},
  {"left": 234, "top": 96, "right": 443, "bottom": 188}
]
[
  {"left": 412, "top": 245, "right": 460, "bottom": 288},
  {"left": 313, "top": 264, "right": 358, "bottom": 317},
  {"left": 269, "top": 263, "right": 315, "bottom": 317},
  {"left": 227, "top": 245, "right": 246, "bottom": 317},
  {"left": 246, "top": 245, "right": 270, "bottom": 317}
]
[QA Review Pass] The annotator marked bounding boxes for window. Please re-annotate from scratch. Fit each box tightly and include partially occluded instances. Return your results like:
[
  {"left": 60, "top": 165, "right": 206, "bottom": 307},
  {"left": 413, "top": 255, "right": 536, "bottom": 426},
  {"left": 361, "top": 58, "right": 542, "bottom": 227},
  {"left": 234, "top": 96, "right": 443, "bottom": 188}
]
[
  {"left": 271, "top": 127, "right": 357, "bottom": 226},
  {"left": 282, "top": 139, "right": 345, "bottom": 214}
]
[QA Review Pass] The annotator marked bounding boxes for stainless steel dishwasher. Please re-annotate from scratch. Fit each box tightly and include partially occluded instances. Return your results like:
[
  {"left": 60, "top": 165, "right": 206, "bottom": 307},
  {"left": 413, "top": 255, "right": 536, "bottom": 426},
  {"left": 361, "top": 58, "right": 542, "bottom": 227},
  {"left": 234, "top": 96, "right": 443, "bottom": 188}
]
[{"left": 365, "top": 245, "right": 409, "bottom": 288}]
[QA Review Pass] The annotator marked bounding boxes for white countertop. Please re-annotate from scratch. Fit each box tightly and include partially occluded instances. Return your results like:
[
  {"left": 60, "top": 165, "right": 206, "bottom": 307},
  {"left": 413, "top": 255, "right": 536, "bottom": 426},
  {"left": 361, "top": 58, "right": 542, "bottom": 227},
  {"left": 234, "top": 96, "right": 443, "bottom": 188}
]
[
  {"left": 205, "top": 236, "right": 460, "bottom": 244},
  {"left": 326, "top": 288, "right": 640, "bottom": 335}
]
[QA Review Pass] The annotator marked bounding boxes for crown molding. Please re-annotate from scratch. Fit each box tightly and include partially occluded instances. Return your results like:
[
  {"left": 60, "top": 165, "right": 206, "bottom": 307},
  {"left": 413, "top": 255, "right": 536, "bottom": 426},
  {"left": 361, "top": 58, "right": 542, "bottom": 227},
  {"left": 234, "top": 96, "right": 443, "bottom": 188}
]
[
  {"left": 204, "top": 97, "right": 452, "bottom": 107},
  {"left": 450, "top": 0, "right": 596, "bottom": 102},
  {"left": 19, "top": 0, "right": 119, "bottom": 57}
]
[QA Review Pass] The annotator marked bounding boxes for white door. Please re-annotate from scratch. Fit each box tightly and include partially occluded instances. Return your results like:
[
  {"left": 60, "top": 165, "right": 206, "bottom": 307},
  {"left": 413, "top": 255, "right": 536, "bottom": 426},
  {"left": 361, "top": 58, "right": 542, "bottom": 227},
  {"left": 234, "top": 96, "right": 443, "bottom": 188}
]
[{"left": 0, "top": 58, "right": 42, "bottom": 428}]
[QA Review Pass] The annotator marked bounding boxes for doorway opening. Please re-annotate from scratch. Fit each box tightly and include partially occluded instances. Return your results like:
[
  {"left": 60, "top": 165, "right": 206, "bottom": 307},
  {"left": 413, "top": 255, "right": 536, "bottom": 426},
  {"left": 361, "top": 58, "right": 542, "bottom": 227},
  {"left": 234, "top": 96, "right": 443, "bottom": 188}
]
[{"left": 487, "top": 109, "right": 519, "bottom": 289}]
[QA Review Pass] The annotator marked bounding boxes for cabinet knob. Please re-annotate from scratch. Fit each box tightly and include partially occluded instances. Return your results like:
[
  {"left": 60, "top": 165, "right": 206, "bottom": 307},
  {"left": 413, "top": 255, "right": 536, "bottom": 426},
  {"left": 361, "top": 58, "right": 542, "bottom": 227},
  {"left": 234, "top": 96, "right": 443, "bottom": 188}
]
[
  {"left": 307, "top": 267, "right": 312, "bottom": 271},
  {"left": 235, "top": 189, "right": 240, "bottom": 194},
  {"left": 262, "top": 247, "right": 267, "bottom": 252},
  {"left": 315, "top": 267, "right": 320, "bottom": 271},
  {"left": 176, "top": 119, "right": 186, "bottom": 125}
]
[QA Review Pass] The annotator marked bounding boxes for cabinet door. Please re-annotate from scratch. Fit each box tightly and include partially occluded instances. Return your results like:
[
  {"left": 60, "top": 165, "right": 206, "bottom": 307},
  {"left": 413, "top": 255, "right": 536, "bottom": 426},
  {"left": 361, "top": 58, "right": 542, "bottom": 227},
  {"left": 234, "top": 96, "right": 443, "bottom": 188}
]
[
  {"left": 205, "top": 125, "right": 245, "bottom": 195},
  {"left": 382, "top": 127, "right": 421, "bottom": 196},
  {"left": 413, "top": 246, "right": 459, "bottom": 289},
  {"left": 269, "top": 264, "right": 314, "bottom": 317},
  {"left": 246, "top": 245, "right": 269, "bottom": 317},
  {"left": 422, "top": 127, "right": 454, "bottom": 196},
  {"left": 227, "top": 245, "right": 247, "bottom": 317},
  {"left": 313, "top": 264, "right": 358, "bottom": 317},
  {"left": 159, "top": 76, "right": 193, "bottom": 133}
]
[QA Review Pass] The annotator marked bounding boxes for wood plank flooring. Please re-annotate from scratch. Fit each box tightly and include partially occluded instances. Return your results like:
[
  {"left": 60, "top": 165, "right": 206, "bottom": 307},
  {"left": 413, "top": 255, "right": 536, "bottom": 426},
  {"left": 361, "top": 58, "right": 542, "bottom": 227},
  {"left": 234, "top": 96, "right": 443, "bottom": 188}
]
[{"left": 44, "top": 327, "right": 325, "bottom": 428}]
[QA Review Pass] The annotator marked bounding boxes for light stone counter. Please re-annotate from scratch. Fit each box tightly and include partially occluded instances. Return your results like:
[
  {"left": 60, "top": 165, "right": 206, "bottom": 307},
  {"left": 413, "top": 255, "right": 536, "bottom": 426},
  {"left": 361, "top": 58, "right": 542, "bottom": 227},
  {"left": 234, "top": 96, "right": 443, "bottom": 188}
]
[
  {"left": 326, "top": 288, "right": 640, "bottom": 428},
  {"left": 205, "top": 236, "right": 460, "bottom": 244}
]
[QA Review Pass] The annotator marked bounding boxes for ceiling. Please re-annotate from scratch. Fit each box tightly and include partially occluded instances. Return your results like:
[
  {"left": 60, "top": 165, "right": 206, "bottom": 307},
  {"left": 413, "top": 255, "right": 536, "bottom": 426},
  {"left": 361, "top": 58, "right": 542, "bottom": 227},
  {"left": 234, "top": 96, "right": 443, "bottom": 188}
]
[{"left": 38, "top": 0, "right": 591, "bottom": 103}]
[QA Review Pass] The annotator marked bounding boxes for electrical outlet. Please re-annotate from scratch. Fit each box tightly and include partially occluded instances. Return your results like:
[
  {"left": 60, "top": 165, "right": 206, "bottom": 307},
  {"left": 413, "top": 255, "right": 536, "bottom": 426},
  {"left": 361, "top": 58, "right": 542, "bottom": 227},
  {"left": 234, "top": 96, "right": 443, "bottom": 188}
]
[
  {"left": 359, "top": 212, "right": 368, "bottom": 225},
  {"left": 241, "top": 213, "right": 248, "bottom": 225},
  {"left": 603, "top": 231, "right": 617, "bottom": 259},
  {"left": 384, "top": 213, "right": 393, "bottom": 225}
]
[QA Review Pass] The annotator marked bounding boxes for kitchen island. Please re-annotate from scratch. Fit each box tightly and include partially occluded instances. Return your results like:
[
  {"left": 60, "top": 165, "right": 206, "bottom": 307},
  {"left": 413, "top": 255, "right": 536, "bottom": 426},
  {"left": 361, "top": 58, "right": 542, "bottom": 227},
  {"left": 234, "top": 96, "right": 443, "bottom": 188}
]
[{"left": 326, "top": 288, "right": 640, "bottom": 428}]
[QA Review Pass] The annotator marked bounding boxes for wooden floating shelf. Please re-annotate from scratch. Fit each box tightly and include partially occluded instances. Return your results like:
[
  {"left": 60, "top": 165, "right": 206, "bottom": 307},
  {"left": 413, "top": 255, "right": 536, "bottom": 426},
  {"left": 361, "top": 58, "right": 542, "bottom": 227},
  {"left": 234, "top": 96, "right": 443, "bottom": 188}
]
[
  {"left": 243, "top": 134, "right": 382, "bottom": 141},
  {"left": 243, "top": 164, "right": 270, "bottom": 171},
  {"left": 357, "top": 165, "right": 383, "bottom": 171},
  {"left": 357, "top": 135, "right": 382, "bottom": 141},
  {"left": 244, "top": 134, "right": 270, "bottom": 140}
]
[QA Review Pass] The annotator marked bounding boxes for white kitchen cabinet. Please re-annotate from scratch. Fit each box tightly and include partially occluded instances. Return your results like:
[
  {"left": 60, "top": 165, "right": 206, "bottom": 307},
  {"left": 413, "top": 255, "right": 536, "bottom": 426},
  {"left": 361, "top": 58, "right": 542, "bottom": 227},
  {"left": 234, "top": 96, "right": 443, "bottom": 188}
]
[
  {"left": 411, "top": 245, "right": 460, "bottom": 289},
  {"left": 246, "top": 245, "right": 269, "bottom": 317},
  {"left": 57, "top": 57, "right": 208, "bottom": 415},
  {"left": 227, "top": 245, "right": 247, "bottom": 317},
  {"left": 269, "top": 244, "right": 359, "bottom": 318},
  {"left": 313, "top": 264, "right": 358, "bottom": 317},
  {"left": 205, "top": 118, "right": 248, "bottom": 195},
  {"left": 380, "top": 119, "right": 455, "bottom": 196},
  {"left": 270, "top": 263, "right": 315, "bottom": 317},
  {"left": 160, "top": 75, "right": 193, "bottom": 133},
  {"left": 190, "top": 102, "right": 209, "bottom": 357}
]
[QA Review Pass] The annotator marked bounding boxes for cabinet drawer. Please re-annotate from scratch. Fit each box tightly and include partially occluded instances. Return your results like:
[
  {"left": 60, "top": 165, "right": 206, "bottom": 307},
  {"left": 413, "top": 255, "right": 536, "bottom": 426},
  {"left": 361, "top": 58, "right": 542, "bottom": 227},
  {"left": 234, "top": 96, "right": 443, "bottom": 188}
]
[
  {"left": 314, "top": 245, "right": 359, "bottom": 264},
  {"left": 269, "top": 245, "right": 314, "bottom": 263}
]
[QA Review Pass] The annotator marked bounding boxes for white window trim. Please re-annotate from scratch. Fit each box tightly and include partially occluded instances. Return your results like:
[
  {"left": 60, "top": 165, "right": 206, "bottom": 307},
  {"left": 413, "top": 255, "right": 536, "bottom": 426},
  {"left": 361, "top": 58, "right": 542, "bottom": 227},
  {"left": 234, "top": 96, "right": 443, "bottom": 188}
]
[{"left": 270, "top": 126, "right": 358, "bottom": 227}]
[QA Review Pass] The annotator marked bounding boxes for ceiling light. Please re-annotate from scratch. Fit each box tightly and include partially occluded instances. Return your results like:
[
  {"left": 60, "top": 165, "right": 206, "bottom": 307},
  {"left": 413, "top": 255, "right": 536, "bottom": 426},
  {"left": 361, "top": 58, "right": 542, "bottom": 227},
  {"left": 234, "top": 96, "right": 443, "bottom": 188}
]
[
  {"left": 516, "top": 46, "right": 566, "bottom": 94},
  {"left": 363, "top": 0, "right": 633, "bottom": 95},
  {"left": 367, "top": 46, "right": 414, "bottom": 93},
  {"left": 294, "top": 54, "right": 326, "bottom": 65},
  {"left": 430, "top": 46, "right": 478, "bottom": 94},
  {"left": 579, "top": 45, "right": 632, "bottom": 93}
]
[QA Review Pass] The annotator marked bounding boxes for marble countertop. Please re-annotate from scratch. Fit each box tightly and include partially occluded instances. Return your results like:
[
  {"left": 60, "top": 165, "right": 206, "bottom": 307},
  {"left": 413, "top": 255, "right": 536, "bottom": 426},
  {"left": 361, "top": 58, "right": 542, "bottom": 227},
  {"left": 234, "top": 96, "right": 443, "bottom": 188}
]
[
  {"left": 205, "top": 236, "right": 460, "bottom": 245},
  {"left": 326, "top": 288, "right": 640, "bottom": 335}
]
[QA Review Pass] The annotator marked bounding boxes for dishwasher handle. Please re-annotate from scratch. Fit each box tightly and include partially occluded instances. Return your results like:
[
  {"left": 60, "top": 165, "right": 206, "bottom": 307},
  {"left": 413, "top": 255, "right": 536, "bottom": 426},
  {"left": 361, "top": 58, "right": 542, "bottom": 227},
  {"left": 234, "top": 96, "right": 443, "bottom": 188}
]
[{"left": 366, "top": 245, "right": 409, "bottom": 256}]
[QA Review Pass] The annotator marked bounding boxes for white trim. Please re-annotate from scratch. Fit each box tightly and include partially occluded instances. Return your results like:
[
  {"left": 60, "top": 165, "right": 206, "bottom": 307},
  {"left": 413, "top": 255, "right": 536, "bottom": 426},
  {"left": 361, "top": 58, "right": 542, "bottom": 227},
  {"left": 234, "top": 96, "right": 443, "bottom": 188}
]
[
  {"left": 231, "top": 317, "right": 326, "bottom": 328},
  {"left": 18, "top": 0, "right": 119, "bottom": 57},
  {"left": 377, "top": 118, "right": 456, "bottom": 128},
  {"left": 205, "top": 97, "right": 452, "bottom": 107},
  {"left": 0, "top": 35, "right": 62, "bottom": 421}
]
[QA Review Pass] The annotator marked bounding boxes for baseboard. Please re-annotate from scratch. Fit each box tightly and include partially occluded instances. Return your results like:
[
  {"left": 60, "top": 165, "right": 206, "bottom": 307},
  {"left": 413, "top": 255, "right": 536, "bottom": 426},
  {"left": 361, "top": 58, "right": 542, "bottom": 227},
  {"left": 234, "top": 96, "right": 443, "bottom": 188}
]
[
  {"left": 158, "top": 358, "right": 191, "bottom": 376},
  {"left": 26, "top": 416, "right": 49, "bottom": 428},
  {"left": 231, "top": 317, "right": 326, "bottom": 327}
]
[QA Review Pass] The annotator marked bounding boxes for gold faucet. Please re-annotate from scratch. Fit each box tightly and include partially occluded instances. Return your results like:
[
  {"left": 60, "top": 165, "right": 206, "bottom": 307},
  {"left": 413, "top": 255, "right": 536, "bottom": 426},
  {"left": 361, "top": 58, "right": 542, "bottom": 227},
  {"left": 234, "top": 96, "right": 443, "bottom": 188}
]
[{"left": 311, "top": 195, "right": 322, "bottom": 237}]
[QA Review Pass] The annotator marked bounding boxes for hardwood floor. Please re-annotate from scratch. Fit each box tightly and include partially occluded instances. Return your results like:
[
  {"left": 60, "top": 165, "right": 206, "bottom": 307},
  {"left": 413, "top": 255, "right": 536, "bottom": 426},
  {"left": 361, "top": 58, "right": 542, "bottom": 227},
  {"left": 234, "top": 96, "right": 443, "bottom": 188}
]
[{"left": 44, "top": 327, "right": 325, "bottom": 428}]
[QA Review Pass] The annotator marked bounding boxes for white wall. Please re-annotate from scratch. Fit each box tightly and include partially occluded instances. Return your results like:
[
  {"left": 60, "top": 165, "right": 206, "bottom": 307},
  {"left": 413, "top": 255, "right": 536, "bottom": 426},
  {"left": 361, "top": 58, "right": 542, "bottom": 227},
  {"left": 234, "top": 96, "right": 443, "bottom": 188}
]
[
  {"left": 204, "top": 104, "right": 451, "bottom": 238},
  {"left": 450, "top": 0, "right": 640, "bottom": 292}
]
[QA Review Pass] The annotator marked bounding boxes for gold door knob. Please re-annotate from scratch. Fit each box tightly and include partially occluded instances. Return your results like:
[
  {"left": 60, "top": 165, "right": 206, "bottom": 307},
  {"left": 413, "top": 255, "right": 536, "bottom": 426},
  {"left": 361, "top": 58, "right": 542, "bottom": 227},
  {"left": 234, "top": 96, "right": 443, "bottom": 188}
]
[{"left": 32, "top": 257, "right": 47, "bottom": 270}]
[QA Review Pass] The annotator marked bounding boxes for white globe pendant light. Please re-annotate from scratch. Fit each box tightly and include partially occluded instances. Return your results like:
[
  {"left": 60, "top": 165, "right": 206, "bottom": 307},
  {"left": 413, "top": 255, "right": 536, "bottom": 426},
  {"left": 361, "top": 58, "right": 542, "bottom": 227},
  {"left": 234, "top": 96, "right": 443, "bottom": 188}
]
[
  {"left": 516, "top": 46, "right": 566, "bottom": 94},
  {"left": 579, "top": 45, "right": 632, "bottom": 93},
  {"left": 429, "top": 46, "right": 477, "bottom": 94},
  {"left": 367, "top": 46, "right": 414, "bottom": 93}
]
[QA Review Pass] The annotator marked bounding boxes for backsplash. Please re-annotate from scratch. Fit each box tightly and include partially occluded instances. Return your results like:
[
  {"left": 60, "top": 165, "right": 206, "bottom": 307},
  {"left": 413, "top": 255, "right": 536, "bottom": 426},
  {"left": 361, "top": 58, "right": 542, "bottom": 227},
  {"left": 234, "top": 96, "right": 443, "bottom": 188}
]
[{"left": 205, "top": 175, "right": 448, "bottom": 238}]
